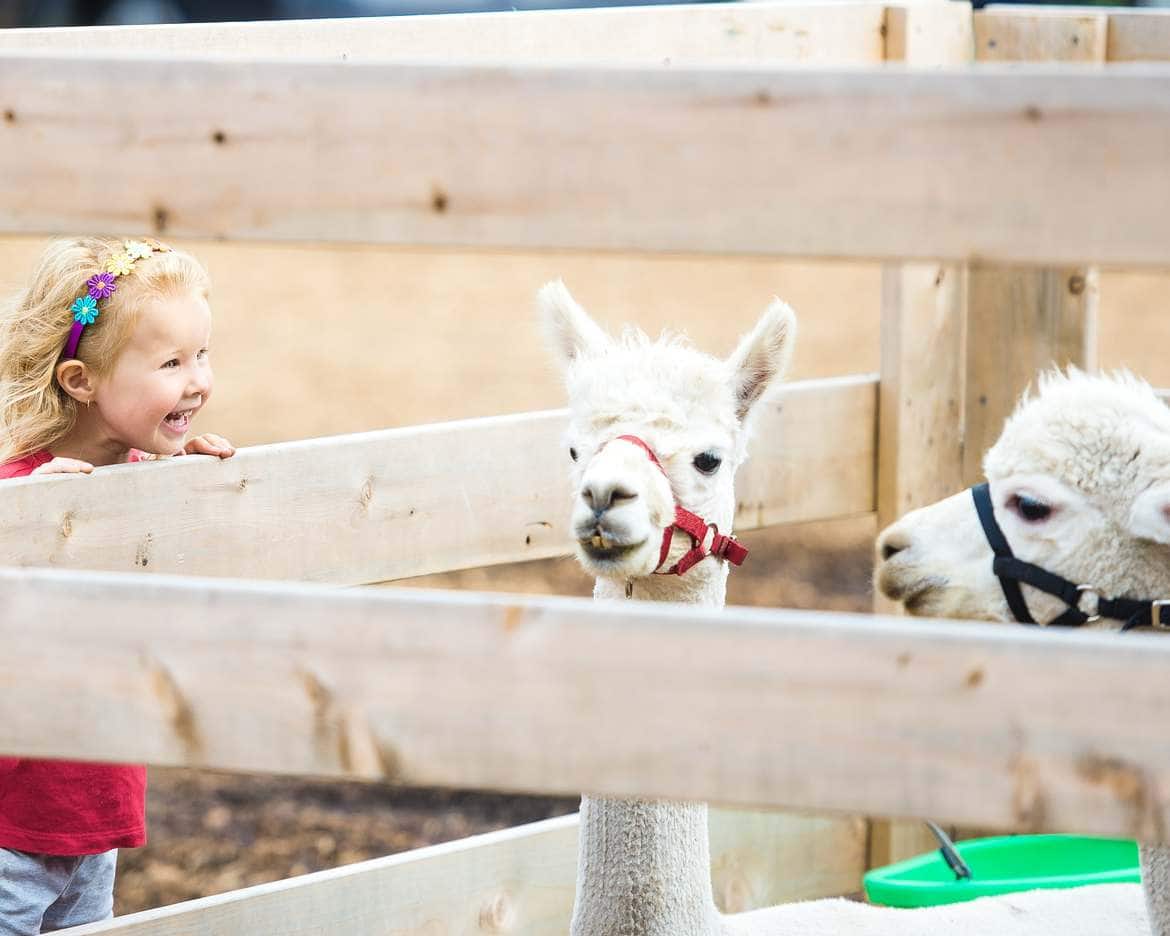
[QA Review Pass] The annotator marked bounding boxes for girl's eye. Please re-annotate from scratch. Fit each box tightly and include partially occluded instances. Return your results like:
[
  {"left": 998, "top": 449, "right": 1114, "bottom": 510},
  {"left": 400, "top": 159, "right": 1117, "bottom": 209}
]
[
  {"left": 693, "top": 451, "right": 722, "bottom": 475},
  {"left": 197, "top": 348, "right": 209, "bottom": 359},
  {"left": 162, "top": 359, "right": 179, "bottom": 369},
  {"left": 1010, "top": 494, "right": 1053, "bottom": 523},
  {"left": 569, "top": 447, "right": 579, "bottom": 462}
]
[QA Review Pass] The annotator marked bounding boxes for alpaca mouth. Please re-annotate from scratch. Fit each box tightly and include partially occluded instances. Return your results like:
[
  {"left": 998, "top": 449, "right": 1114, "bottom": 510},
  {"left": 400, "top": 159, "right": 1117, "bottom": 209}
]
[
  {"left": 902, "top": 586, "right": 936, "bottom": 615},
  {"left": 883, "top": 576, "right": 943, "bottom": 615},
  {"left": 877, "top": 566, "right": 935, "bottom": 606},
  {"left": 578, "top": 532, "right": 644, "bottom": 563}
]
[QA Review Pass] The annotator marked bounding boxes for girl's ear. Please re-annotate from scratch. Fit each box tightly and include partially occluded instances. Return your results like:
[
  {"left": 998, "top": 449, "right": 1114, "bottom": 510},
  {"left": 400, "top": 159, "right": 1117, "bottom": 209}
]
[
  {"left": 725, "top": 299, "right": 797, "bottom": 423},
  {"left": 1129, "top": 480, "right": 1170, "bottom": 545},
  {"left": 538, "top": 280, "right": 611, "bottom": 368},
  {"left": 55, "top": 360, "right": 97, "bottom": 405}
]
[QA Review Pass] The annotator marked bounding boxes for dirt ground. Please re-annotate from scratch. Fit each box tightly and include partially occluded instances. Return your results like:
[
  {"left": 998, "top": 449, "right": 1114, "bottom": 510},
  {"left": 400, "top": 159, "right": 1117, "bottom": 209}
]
[
  {"left": 0, "top": 237, "right": 1165, "bottom": 914},
  {"left": 116, "top": 771, "right": 580, "bottom": 913}
]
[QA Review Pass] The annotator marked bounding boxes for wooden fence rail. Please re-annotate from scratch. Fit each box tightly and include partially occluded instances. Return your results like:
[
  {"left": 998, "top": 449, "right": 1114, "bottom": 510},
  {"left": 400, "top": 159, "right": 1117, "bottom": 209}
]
[
  {"left": 979, "top": 5, "right": 1170, "bottom": 62},
  {"left": 0, "top": 374, "right": 874, "bottom": 582},
  {"left": 4, "top": 566, "right": 1170, "bottom": 842},
  {"left": 60, "top": 811, "right": 866, "bottom": 935},
  {"left": 4, "top": 58, "right": 1170, "bottom": 265},
  {"left": 0, "top": 1, "right": 891, "bottom": 64}
]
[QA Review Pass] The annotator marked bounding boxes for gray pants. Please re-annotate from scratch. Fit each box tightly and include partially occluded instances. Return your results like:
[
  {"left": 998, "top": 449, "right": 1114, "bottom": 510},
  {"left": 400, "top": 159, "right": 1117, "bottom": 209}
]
[{"left": 0, "top": 848, "right": 116, "bottom": 934}]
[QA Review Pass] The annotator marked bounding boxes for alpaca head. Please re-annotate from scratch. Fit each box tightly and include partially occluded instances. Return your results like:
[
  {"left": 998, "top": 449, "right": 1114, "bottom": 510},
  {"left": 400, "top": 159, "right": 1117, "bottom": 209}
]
[
  {"left": 876, "top": 370, "right": 1170, "bottom": 627},
  {"left": 539, "top": 280, "right": 796, "bottom": 584}
]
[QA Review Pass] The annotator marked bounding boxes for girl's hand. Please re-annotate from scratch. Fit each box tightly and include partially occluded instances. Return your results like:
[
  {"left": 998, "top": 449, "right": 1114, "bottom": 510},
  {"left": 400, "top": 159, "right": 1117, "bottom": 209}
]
[
  {"left": 31, "top": 457, "right": 94, "bottom": 475},
  {"left": 180, "top": 434, "right": 235, "bottom": 459}
]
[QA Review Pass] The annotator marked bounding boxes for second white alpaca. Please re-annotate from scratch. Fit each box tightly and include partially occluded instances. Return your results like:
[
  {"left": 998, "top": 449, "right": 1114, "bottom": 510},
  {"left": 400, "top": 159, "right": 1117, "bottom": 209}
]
[{"left": 878, "top": 368, "right": 1169, "bottom": 935}]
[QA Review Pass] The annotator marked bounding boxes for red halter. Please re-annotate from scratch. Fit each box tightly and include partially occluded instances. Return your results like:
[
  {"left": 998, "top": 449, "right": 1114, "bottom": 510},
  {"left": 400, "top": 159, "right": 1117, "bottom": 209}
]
[{"left": 612, "top": 434, "right": 749, "bottom": 576}]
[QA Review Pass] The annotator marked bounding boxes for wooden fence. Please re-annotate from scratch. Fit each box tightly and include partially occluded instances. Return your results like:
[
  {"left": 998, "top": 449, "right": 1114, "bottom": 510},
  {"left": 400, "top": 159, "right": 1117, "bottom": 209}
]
[{"left": 1, "top": 1, "right": 1170, "bottom": 932}]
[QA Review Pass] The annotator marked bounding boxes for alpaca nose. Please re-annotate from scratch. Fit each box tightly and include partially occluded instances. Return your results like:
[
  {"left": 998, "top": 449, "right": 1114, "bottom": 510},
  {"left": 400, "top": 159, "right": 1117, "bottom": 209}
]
[
  {"left": 581, "top": 482, "right": 639, "bottom": 516},
  {"left": 878, "top": 526, "right": 911, "bottom": 562}
]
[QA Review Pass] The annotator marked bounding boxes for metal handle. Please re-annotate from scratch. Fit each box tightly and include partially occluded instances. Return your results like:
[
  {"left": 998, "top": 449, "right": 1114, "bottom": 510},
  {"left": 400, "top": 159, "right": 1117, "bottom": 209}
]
[{"left": 925, "top": 820, "right": 973, "bottom": 880}]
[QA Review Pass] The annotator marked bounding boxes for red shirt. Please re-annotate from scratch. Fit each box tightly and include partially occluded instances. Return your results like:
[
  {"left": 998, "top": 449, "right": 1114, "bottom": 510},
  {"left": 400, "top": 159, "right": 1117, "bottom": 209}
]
[
  {"left": 0, "top": 449, "right": 52, "bottom": 479},
  {"left": 0, "top": 449, "right": 147, "bottom": 855}
]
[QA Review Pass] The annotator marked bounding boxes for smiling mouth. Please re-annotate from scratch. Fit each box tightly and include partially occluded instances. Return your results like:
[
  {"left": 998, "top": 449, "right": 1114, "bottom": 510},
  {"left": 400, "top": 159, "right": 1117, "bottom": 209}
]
[{"left": 162, "top": 408, "right": 195, "bottom": 434}]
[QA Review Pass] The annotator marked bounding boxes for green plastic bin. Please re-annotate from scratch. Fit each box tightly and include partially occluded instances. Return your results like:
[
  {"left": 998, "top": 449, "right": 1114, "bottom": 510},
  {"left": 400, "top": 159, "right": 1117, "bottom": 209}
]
[{"left": 863, "top": 834, "right": 1140, "bottom": 908}]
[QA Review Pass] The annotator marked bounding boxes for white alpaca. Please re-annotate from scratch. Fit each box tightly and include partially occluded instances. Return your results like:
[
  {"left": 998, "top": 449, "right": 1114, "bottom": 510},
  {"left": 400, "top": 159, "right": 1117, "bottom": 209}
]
[
  {"left": 542, "top": 285, "right": 1149, "bottom": 936},
  {"left": 877, "top": 368, "right": 1169, "bottom": 935}
]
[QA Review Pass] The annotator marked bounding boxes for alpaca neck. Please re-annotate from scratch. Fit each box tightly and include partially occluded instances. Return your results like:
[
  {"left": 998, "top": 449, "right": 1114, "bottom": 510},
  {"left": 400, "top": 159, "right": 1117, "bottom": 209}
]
[
  {"left": 570, "top": 797, "right": 721, "bottom": 936},
  {"left": 591, "top": 561, "right": 728, "bottom": 608},
  {"left": 571, "top": 563, "right": 727, "bottom": 936}
]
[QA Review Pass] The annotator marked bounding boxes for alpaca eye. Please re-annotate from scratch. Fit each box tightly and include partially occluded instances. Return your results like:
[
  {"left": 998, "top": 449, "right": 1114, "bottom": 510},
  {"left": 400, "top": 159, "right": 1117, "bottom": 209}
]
[
  {"left": 693, "top": 452, "right": 721, "bottom": 475},
  {"left": 569, "top": 447, "right": 578, "bottom": 462},
  {"left": 1010, "top": 494, "right": 1052, "bottom": 523}
]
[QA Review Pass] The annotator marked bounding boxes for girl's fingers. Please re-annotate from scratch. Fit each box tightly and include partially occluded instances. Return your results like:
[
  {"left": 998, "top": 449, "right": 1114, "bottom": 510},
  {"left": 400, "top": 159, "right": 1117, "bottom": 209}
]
[
  {"left": 32, "top": 458, "right": 94, "bottom": 475},
  {"left": 202, "top": 434, "right": 236, "bottom": 458},
  {"left": 185, "top": 434, "right": 236, "bottom": 458}
]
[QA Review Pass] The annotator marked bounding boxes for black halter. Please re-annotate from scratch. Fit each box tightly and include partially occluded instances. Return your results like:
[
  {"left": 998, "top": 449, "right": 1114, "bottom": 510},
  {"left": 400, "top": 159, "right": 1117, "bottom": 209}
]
[{"left": 972, "top": 482, "right": 1170, "bottom": 632}]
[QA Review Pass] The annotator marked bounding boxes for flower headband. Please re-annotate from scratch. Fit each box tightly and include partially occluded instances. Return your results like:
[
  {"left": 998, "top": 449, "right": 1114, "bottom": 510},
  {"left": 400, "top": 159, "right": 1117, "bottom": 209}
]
[{"left": 62, "top": 239, "right": 172, "bottom": 360}]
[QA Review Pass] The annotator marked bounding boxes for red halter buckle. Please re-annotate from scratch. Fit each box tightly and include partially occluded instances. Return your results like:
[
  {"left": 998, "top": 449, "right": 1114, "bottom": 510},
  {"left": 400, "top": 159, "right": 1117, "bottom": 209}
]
[{"left": 612, "top": 434, "right": 749, "bottom": 576}]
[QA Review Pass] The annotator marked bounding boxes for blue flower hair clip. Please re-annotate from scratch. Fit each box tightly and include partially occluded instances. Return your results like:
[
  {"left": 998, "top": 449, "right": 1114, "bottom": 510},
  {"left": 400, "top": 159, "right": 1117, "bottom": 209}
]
[{"left": 71, "top": 296, "right": 99, "bottom": 326}]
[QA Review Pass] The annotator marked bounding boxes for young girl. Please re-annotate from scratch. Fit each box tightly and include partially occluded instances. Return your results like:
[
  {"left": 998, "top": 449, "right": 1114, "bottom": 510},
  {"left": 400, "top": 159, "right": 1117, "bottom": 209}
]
[{"left": 0, "top": 236, "right": 235, "bottom": 933}]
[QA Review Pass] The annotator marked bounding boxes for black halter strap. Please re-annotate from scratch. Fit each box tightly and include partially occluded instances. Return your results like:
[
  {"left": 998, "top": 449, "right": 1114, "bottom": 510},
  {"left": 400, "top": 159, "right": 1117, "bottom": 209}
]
[{"left": 971, "top": 482, "right": 1170, "bottom": 632}]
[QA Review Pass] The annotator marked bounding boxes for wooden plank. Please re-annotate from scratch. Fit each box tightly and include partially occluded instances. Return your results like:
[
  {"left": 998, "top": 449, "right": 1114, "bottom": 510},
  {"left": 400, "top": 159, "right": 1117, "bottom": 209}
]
[
  {"left": 961, "top": 15, "right": 1102, "bottom": 488},
  {"left": 65, "top": 816, "right": 581, "bottom": 935},
  {"left": 0, "top": 3, "right": 888, "bottom": 64},
  {"left": 982, "top": 6, "right": 1170, "bottom": 63},
  {"left": 0, "top": 376, "right": 876, "bottom": 584},
  {"left": 4, "top": 59, "right": 1170, "bottom": 265},
  {"left": 872, "top": 7, "right": 971, "bottom": 868},
  {"left": 883, "top": 1, "right": 973, "bottom": 66},
  {"left": 5, "top": 572, "right": 1170, "bottom": 839},
  {"left": 1107, "top": 10, "right": 1170, "bottom": 64},
  {"left": 875, "top": 266, "right": 967, "bottom": 548},
  {"left": 708, "top": 809, "right": 867, "bottom": 911},
  {"left": 962, "top": 267, "right": 1097, "bottom": 485},
  {"left": 733, "top": 375, "right": 877, "bottom": 530},
  {"left": 64, "top": 810, "right": 865, "bottom": 934},
  {"left": 975, "top": 10, "right": 1108, "bottom": 63}
]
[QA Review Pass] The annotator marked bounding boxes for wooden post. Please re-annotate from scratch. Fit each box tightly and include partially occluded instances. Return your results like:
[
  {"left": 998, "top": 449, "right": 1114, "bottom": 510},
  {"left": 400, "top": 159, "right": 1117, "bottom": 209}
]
[
  {"left": 876, "top": 263, "right": 968, "bottom": 541},
  {"left": 961, "top": 8, "right": 1105, "bottom": 487},
  {"left": 870, "top": 274, "right": 964, "bottom": 841},
  {"left": 872, "top": 4, "right": 1104, "bottom": 868},
  {"left": 871, "top": 1, "right": 973, "bottom": 868},
  {"left": 962, "top": 268, "right": 1098, "bottom": 485}
]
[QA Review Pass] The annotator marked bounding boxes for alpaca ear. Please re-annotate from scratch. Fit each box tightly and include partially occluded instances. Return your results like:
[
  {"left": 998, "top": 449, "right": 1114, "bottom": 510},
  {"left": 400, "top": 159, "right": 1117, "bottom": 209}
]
[
  {"left": 725, "top": 299, "right": 797, "bottom": 422},
  {"left": 1128, "top": 481, "right": 1170, "bottom": 545},
  {"left": 538, "top": 280, "right": 611, "bottom": 367}
]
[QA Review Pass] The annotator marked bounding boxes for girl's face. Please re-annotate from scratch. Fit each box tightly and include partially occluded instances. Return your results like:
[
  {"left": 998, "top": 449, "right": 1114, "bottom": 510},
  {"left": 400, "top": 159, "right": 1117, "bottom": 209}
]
[{"left": 94, "top": 289, "right": 214, "bottom": 456}]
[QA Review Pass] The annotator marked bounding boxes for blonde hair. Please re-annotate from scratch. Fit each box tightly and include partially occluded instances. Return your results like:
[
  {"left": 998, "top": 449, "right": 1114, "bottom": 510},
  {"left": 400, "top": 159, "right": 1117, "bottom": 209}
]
[{"left": 0, "top": 237, "right": 211, "bottom": 464}]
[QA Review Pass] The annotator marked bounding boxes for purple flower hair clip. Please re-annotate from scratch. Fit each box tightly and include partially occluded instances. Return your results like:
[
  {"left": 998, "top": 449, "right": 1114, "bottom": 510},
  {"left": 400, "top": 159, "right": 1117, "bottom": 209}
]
[{"left": 86, "top": 272, "right": 117, "bottom": 300}]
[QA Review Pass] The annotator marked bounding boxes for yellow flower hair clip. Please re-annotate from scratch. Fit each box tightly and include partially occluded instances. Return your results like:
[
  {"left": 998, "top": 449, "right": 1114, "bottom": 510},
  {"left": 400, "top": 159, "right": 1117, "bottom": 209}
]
[{"left": 105, "top": 253, "right": 136, "bottom": 277}]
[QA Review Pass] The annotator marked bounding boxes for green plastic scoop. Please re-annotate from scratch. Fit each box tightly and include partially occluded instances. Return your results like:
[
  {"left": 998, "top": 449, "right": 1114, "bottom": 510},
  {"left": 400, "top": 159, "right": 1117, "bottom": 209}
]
[{"left": 864, "top": 834, "right": 1140, "bottom": 908}]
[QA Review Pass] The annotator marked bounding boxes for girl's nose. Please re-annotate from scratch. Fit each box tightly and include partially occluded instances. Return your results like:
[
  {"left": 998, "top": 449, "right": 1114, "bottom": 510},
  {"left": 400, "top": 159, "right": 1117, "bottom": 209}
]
[{"left": 188, "top": 364, "right": 212, "bottom": 397}]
